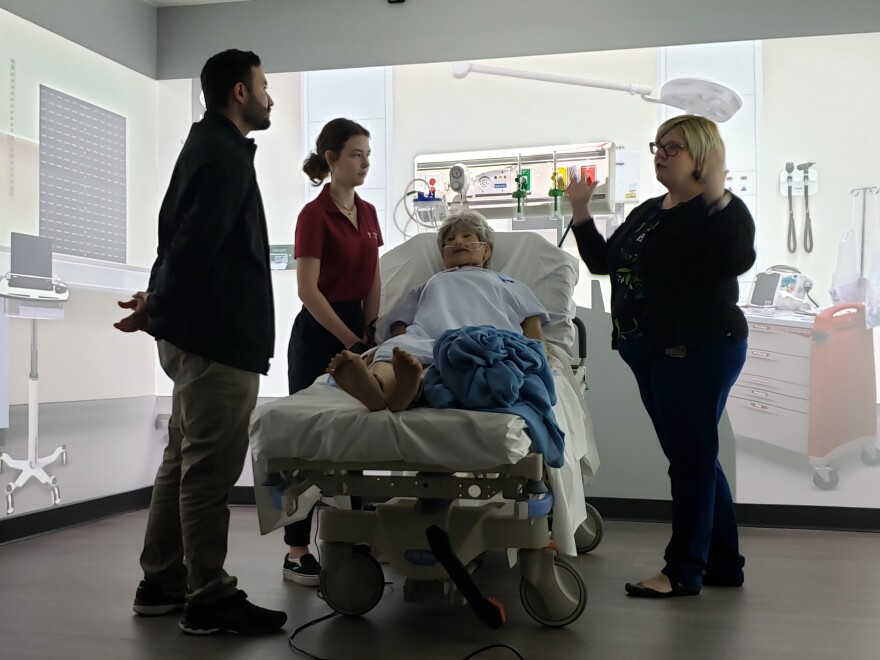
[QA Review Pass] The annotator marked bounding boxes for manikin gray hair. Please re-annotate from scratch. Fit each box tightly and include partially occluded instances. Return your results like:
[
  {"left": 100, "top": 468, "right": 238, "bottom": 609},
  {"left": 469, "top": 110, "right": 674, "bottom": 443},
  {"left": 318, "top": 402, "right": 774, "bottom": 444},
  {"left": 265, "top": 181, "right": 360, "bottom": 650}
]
[{"left": 436, "top": 210, "right": 496, "bottom": 257}]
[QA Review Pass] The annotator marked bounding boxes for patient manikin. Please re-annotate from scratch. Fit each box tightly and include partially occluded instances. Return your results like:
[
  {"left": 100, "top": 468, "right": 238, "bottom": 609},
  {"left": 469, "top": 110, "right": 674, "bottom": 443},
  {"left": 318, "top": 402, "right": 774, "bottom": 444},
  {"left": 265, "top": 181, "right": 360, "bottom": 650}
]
[{"left": 328, "top": 211, "right": 549, "bottom": 412}]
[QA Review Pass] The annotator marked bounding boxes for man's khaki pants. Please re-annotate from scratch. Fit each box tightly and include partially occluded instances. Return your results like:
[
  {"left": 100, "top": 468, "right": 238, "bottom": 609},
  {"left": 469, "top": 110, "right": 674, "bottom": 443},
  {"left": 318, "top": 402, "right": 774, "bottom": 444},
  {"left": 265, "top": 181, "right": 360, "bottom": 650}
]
[{"left": 140, "top": 340, "right": 259, "bottom": 603}]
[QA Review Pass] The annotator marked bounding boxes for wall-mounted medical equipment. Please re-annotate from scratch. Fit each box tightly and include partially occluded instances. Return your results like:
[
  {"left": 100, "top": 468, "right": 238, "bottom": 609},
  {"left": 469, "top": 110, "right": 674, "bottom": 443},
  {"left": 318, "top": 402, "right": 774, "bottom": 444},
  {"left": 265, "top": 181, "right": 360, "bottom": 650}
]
[
  {"left": 0, "top": 233, "right": 69, "bottom": 515},
  {"left": 448, "top": 163, "right": 471, "bottom": 197},
  {"left": 780, "top": 162, "right": 818, "bottom": 254},
  {"left": 451, "top": 61, "right": 743, "bottom": 123},
  {"left": 412, "top": 142, "right": 616, "bottom": 235}
]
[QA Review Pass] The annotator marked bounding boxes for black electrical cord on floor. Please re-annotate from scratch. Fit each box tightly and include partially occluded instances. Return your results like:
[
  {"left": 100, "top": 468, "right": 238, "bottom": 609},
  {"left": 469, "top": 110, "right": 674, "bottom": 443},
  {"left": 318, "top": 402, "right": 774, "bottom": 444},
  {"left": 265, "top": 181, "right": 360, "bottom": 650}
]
[
  {"left": 288, "top": 590, "right": 525, "bottom": 660},
  {"left": 461, "top": 644, "right": 526, "bottom": 659},
  {"left": 288, "top": 610, "right": 339, "bottom": 660}
]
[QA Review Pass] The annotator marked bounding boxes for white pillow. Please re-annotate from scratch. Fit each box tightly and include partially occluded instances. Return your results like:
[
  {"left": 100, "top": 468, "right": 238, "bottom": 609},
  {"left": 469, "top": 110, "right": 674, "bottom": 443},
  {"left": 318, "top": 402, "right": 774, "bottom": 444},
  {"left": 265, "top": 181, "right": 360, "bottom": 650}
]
[{"left": 378, "top": 231, "right": 578, "bottom": 361}]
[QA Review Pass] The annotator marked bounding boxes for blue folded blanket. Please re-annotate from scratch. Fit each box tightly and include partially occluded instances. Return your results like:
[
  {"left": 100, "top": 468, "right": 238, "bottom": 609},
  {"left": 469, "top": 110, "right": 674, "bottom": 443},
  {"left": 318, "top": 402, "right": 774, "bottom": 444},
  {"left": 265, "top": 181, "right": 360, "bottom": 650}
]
[{"left": 423, "top": 325, "right": 565, "bottom": 468}]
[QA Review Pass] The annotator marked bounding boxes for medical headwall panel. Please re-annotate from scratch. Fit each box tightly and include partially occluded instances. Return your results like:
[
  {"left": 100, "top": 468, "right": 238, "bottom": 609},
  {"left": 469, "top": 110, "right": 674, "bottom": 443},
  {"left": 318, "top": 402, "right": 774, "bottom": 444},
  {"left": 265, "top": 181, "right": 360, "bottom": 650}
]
[
  {"left": 39, "top": 85, "right": 127, "bottom": 263},
  {"left": 413, "top": 142, "right": 616, "bottom": 223}
]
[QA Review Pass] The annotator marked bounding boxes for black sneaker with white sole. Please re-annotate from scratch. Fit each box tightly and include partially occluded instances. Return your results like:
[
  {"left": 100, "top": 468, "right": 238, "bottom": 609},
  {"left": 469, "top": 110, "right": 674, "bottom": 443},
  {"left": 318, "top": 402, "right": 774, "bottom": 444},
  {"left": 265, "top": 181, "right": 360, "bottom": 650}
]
[
  {"left": 132, "top": 580, "right": 185, "bottom": 616},
  {"left": 178, "top": 590, "right": 287, "bottom": 635},
  {"left": 282, "top": 553, "right": 321, "bottom": 587}
]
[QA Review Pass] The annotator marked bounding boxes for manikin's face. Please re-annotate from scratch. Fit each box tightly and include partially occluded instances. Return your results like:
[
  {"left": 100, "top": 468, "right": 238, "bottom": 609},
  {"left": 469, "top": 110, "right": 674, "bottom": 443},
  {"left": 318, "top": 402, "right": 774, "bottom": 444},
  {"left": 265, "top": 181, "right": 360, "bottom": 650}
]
[
  {"left": 327, "top": 135, "right": 371, "bottom": 187},
  {"left": 242, "top": 66, "right": 273, "bottom": 131},
  {"left": 653, "top": 126, "right": 698, "bottom": 191},
  {"left": 441, "top": 227, "right": 492, "bottom": 269}
]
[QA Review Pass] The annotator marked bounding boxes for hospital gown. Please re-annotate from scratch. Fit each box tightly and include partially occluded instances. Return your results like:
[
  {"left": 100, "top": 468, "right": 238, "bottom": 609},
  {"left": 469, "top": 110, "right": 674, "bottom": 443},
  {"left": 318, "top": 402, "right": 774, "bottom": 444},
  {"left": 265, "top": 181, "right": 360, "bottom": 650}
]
[{"left": 374, "top": 266, "right": 549, "bottom": 364}]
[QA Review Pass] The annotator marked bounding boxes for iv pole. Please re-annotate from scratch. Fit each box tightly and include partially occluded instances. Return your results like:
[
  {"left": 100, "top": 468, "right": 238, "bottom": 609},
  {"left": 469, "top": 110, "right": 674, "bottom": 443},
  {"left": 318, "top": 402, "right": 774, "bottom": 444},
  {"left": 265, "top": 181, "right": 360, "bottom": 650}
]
[{"left": 851, "top": 187, "right": 880, "bottom": 278}]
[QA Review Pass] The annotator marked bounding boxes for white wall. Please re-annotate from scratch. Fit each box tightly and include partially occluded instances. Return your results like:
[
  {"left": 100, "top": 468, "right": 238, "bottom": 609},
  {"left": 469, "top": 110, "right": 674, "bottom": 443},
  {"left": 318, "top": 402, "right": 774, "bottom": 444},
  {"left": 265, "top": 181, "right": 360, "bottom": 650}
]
[
  {"left": 8, "top": 290, "right": 155, "bottom": 405},
  {"left": 759, "top": 32, "right": 880, "bottom": 299},
  {"left": 0, "top": 9, "right": 160, "bottom": 268},
  {"left": 3, "top": 9, "right": 158, "bottom": 405}
]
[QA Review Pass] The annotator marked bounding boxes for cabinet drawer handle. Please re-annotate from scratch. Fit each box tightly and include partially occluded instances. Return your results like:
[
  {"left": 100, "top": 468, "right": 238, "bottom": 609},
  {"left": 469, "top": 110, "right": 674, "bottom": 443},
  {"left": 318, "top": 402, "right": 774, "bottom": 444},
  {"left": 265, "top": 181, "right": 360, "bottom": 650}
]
[
  {"left": 749, "top": 402, "right": 769, "bottom": 411},
  {"left": 748, "top": 376, "right": 771, "bottom": 384},
  {"left": 752, "top": 324, "right": 771, "bottom": 331},
  {"left": 750, "top": 350, "right": 771, "bottom": 358},
  {"left": 783, "top": 328, "right": 812, "bottom": 337},
  {"left": 750, "top": 389, "right": 769, "bottom": 397}
]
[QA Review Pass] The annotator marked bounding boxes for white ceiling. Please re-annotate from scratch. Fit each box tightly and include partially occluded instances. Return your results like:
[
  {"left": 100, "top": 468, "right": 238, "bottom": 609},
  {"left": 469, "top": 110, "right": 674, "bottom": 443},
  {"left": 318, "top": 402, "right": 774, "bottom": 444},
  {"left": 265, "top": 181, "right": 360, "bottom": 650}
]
[{"left": 143, "top": 0, "right": 251, "bottom": 7}]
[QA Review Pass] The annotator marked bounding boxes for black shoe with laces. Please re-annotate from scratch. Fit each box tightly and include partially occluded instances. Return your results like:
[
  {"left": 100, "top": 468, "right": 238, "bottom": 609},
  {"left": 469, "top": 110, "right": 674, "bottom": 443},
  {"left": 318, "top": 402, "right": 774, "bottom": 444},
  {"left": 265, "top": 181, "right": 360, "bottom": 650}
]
[
  {"left": 283, "top": 553, "right": 321, "bottom": 587},
  {"left": 178, "top": 590, "right": 287, "bottom": 635},
  {"left": 132, "top": 580, "right": 185, "bottom": 616}
]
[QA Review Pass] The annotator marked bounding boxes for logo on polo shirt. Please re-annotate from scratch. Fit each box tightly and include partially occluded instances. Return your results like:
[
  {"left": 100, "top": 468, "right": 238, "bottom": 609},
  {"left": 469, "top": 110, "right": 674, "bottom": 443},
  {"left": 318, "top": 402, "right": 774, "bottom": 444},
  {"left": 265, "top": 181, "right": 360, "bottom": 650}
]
[{"left": 367, "top": 231, "right": 379, "bottom": 240}]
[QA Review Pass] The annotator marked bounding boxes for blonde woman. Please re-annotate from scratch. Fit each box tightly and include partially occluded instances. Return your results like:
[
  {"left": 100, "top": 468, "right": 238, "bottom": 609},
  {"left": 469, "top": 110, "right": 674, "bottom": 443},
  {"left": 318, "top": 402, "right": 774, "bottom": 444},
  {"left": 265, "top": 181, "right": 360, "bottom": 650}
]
[{"left": 568, "top": 115, "right": 756, "bottom": 598}]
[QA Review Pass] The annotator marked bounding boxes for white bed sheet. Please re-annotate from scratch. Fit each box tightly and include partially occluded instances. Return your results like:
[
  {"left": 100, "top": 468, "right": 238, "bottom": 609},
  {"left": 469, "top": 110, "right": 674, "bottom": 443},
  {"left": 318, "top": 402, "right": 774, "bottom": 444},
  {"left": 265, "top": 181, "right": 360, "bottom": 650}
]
[{"left": 249, "top": 355, "right": 599, "bottom": 556}]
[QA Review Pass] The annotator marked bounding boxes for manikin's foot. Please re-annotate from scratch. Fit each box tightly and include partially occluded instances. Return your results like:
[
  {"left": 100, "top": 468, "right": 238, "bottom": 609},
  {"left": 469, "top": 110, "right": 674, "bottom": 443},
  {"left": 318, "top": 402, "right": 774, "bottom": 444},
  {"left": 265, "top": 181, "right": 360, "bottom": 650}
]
[
  {"left": 386, "top": 347, "right": 424, "bottom": 412},
  {"left": 328, "top": 351, "right": 386, "bottom": 411}
]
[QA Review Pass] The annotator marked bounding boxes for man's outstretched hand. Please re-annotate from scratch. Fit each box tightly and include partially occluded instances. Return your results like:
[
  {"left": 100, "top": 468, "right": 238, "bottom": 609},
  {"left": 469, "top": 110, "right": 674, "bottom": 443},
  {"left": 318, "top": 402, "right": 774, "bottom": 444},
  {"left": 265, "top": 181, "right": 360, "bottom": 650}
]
[{"left": 114, "top": 291, "right": 151, "bottom": 333}]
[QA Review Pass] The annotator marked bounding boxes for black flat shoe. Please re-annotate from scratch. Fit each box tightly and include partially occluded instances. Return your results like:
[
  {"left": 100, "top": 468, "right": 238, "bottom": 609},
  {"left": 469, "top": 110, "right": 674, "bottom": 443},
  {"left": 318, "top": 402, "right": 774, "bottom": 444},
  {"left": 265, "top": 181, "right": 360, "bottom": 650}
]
[{"left": 625, "top": 581, "right": 701, "bottom": 598}]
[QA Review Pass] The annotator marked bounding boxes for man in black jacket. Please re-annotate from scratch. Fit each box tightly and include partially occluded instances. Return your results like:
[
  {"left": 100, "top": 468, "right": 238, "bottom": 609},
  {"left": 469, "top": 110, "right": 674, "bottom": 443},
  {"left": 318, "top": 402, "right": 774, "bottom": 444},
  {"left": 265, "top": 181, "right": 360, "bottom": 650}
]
[{"left": 115, "top": 49, "right": 286, "bottom": 635}]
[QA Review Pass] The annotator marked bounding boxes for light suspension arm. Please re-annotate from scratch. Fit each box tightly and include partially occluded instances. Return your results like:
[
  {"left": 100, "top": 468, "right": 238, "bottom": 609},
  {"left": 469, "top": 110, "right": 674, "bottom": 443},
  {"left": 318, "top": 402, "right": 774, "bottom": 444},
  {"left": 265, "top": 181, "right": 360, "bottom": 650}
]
[{"left": 451, "top": 61, "right": 742, "bottom": 122}]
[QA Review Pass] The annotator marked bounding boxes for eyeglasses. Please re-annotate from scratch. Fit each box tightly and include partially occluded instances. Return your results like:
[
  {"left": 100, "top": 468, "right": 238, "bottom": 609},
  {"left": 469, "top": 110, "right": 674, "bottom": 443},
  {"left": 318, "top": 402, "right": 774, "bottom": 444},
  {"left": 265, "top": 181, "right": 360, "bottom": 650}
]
[
  {"left": 649, "top": 142, "right": 688, "bottom": 157},
  {"left": 443, "top": 242, "right": 487, "bottom": 251}
]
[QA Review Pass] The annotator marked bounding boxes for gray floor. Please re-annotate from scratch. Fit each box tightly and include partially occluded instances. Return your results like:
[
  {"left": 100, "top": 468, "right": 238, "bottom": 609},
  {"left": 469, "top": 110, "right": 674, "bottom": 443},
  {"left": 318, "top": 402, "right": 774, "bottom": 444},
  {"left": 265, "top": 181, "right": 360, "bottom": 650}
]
[{"left": 1, "top": 509, "right": 879, "bottom": 660}]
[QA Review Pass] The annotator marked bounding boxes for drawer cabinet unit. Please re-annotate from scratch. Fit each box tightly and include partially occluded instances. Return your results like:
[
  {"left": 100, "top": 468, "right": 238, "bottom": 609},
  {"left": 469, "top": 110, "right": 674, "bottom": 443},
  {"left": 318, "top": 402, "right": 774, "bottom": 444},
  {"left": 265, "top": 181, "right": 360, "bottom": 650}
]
[{"left": 727, "top": 304, "right": 880, "bottom": 489}]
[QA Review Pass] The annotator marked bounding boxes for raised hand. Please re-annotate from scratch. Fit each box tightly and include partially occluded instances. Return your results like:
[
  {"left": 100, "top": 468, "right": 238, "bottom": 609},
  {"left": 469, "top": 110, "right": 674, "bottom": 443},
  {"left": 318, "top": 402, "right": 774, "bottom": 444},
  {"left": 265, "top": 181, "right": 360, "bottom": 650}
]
[{"left": 566, "top": 171, "right": 600, "bottom": 226}]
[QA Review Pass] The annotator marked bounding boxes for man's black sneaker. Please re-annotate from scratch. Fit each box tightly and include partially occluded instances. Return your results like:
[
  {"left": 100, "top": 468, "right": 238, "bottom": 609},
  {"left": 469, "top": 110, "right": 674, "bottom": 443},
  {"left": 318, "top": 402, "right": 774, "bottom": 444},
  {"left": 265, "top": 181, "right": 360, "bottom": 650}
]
[
  {"left": 133, "top": 580, "right": 186, "bottom": 616},
  {"left": 178, "top": 590, "right": 287, "bottom": 635},
  {"left": 282, "top": 553, "right": 321, "bottom": 587}
]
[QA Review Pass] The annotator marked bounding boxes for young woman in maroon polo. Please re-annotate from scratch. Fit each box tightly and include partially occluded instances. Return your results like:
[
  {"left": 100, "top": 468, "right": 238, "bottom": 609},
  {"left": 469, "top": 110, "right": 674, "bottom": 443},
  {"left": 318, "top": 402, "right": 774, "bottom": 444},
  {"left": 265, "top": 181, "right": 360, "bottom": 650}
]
[{"left": 283, "top": 118, "right": 383, "bottom": 586}]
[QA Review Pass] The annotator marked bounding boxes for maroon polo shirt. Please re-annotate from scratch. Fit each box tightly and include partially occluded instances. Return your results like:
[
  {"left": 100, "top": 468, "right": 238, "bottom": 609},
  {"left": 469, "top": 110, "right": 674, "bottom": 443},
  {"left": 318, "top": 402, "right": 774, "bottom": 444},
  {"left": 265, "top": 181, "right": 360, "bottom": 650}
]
[{"left": 294, "top": 184, "right": 383, "bottom": 303}]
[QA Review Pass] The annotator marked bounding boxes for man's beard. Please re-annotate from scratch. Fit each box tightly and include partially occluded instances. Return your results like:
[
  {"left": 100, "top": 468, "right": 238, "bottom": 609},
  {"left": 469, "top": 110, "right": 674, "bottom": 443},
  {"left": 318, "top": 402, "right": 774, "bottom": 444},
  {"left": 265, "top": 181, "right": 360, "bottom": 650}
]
[{"left": 244, "top": 96, "right": 271, "bottom": 131}]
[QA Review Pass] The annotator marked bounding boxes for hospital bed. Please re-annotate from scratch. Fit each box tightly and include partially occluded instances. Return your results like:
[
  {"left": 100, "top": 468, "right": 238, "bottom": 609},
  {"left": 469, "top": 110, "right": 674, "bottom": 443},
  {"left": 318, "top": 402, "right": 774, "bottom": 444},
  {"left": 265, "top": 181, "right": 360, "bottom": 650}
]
[{"left": 249, "top": 231, "right": 601, "bottom": 627}]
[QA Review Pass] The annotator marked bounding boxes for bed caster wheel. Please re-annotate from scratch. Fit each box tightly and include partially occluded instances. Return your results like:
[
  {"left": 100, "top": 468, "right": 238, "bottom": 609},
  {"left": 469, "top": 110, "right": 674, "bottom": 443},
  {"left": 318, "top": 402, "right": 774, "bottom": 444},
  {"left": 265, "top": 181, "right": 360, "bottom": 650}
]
[
  {"left": 576, "top": 501, "right": 604, "bottom": 554},
  {"left": 519, "top": 556, "right": 587, "bottom": 627},
  {"left": 51, "top": 486, "right": 61, "bottom": 506},
  {"left": 61, "top": 447, "right": 68, "bottom": 466},
  {"left": 860, "top": 446, "right": 880, "bottom": 467},
  {"left": 319, "top": 546, "right": 385, "bottom": 617},
  {"left": 5, "top": 493, "right": 13, "bottom": 515},
  {"left": 813, "top": 467, "right": 839, "bottom": 490}
]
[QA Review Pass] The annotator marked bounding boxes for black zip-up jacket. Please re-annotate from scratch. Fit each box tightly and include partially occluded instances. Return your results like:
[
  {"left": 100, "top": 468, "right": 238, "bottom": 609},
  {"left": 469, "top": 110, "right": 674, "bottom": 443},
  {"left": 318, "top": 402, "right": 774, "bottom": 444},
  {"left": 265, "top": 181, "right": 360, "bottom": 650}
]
[
  {"left": 574, "top": 193, "right": 756, "bottom": 350},
  {"left": 146, "top": 111, "right": 275, "bottom": 374}
]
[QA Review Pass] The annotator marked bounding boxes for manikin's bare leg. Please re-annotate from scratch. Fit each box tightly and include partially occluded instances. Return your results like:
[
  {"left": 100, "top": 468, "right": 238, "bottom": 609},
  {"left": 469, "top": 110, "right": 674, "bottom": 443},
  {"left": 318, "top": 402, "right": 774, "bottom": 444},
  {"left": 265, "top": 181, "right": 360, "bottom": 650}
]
[
  {"left": 329, "top": 348, "right": 424, "bottom": 412},
  {"left": 327, "top": 351, "right": 386, "bottom": 411},
  {"left": 385, "top": 347, "right": 424, "bottom": 412}
]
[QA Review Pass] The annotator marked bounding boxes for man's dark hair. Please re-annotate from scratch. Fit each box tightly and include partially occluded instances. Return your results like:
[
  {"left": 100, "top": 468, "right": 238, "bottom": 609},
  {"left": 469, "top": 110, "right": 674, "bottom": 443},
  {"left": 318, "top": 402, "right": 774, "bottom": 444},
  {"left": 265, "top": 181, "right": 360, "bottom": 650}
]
[{"left": 200, "top": 49, "right": 262, "bottom": 112}]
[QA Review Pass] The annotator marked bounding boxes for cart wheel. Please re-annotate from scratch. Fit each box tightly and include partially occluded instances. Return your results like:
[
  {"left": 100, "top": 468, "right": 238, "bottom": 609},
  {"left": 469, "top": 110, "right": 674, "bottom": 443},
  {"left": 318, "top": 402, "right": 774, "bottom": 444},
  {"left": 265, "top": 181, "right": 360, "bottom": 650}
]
[
  {"left": 51, "top": 486, "right": 61, "bottom": 505},
  {"left": 576, "top": 502, "right": 604, "bottom": 554},
  {"left": 860, "top": 446, "right": 880, "bottom": 467},
  {"left": 6, "top": 493, "right": 13, "bottom": 515},
  {"left": 319, "top": 549, "right": 385, "bottom": 617},
  {"left": 519, "top": 557, "right": 587, "bottom": 627},
  {"left": 61, "top": 447, "right": 68, "bottom": 466},
  {"left": 813, "top": 468, "right": 839, "bottom": 490}
]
